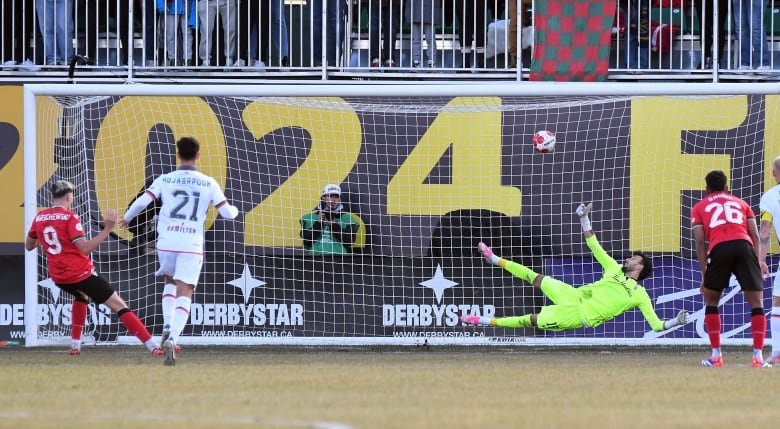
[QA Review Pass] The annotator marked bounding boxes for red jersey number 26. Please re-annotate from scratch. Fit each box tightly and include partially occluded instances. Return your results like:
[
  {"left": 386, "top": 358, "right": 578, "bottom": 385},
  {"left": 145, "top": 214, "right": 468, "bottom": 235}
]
[{"left": 704, "top": 201, "right": 744, "bottom": 228}]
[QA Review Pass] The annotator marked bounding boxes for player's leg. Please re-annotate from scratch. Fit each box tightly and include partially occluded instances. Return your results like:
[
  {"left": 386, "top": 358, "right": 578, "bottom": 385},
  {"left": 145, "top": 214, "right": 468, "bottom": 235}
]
[
  {"left": 81, "top": 275, "right": 160, "bottom": 354},
  {"left": 477, "top": 242, "right": 542, "bottom": 285},
  {"left": 770, "top": 278, "right": 780, "bottom": 364},
  {"left": 534, "top": 305, "right": 583, "bottom": 331},
  {"left": 163, "top": 253, "right": 203, "bottom": 366},
  {"left": 700, "top": 244, "right": 731, "bottom": 367},
  {"left": 733, "top": 244, "right": 771, "bottom": 367},
  {"left": 155, "top": 251, "right": 178, "bottom": 341},
  {"left": 461, "top": 311, "right": 537, "bottom": 328},
  {"left": 61, "top": 288, "right": 89, "bottom": 355}
]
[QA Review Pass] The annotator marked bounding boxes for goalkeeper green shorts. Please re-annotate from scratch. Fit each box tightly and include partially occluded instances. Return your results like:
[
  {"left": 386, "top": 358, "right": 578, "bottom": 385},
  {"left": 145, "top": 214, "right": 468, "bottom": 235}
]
[{"left": 536, "top": 276, "right": 583, "bottom": 331}]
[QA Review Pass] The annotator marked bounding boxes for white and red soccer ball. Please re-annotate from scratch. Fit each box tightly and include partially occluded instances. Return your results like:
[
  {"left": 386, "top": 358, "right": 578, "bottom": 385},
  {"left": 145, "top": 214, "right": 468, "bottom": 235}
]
[{"left": 532, "top": 130, "right": 556, "bottom": 153}]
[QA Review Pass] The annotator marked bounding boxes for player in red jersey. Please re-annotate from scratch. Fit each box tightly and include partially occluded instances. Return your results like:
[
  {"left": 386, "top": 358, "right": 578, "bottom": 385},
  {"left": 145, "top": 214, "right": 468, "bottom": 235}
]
[
  {"left": 691, "top": 170, "right": 769, "bottom": 368},
  {"left": 25, "top": 180, "right": 162, "bottom": 356}
]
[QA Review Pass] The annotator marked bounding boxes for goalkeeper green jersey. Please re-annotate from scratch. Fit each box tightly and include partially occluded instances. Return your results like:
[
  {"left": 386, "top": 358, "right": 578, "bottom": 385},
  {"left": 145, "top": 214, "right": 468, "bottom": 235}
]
[{"left": 577, "top": 235, "right": 665, "bottom": 331}]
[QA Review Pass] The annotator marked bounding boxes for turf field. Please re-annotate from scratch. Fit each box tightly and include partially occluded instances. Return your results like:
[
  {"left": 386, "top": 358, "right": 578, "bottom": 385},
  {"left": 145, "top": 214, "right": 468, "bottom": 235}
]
[{"left": 0, "top": 345, "right": 777, "bottom": 429}]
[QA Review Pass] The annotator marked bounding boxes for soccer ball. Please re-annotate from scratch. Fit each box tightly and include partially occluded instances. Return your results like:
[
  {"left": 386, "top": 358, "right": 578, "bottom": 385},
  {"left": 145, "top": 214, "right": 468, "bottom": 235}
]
[{"left": 532, "top": 130, "right": 556, "bottom": 153}]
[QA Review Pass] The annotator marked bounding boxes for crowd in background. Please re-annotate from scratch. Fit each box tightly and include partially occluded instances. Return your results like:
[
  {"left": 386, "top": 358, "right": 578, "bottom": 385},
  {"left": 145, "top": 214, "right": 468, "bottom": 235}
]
[{"left": 1, "top": 0, "right": 779, "bottom": 77}]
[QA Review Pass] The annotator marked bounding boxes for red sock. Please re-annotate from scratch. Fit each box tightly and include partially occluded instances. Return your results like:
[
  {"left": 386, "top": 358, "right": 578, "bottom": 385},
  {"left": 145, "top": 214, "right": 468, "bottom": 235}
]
[
  {"left": 751, "top": 313, "right": 767, "bottom": 351},
  {"left": 71, "top": 300, "right": 88, "bottom": 342},
  {"left": 118, "top": 310, "right": 152, "bottom": 343},
  {"left": 705, "top": 312, "right": 721, "bottom": 349}
]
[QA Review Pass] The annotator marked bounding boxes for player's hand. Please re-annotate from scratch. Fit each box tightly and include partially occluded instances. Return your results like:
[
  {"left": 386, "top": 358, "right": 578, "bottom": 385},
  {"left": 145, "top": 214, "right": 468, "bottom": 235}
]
[
  {"left": 102, "top": 210, "right": 117, "bottom": 230},
  {"left": 663, "top": 310, "right": 689, "bottom": 330},
  {"left": 760, "top": 260, "right": 770, "bottom": 278},
  {"left": 575, "top": 202, "right": 592, "bottom": 218}
]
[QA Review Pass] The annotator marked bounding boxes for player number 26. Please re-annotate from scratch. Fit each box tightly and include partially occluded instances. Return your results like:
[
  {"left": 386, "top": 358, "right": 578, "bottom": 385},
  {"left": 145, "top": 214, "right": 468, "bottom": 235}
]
[{"left": 704, "top": 201, "right": 744, "bottom": 228}]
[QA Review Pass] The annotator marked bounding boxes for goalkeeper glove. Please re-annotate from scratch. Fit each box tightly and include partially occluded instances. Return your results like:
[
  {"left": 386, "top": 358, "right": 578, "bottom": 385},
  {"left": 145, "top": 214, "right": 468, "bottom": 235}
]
[
  {"left": 663, "top": 310, "right": 689, "bottom": 330},
  {"left": 477, "top": 242, "right": 501, "bottom": 266},
  {"left": 576, "top": 202, "right": 593, "bottom": 232}
]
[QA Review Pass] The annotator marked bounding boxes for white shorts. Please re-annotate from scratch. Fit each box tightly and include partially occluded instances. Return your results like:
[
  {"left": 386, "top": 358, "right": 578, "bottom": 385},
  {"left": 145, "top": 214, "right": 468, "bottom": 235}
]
[{"left": 156, "top": 250, "right": 204, "bottom": 287}]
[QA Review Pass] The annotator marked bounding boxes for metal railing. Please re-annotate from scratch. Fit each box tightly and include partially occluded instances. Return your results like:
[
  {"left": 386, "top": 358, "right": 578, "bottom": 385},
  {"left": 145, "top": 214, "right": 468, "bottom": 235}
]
[{"left": 1, "top": 0, "right": 779, "bottom": 81}]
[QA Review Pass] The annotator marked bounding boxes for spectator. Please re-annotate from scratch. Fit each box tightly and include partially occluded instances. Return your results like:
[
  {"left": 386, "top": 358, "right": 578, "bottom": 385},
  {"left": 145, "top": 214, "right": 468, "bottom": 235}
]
[
  {"left": 270, "top": 0, "right": 290, "bottom": 68},
  {"left": 443, "top": 0, "right": 488, "bottom": 69},
  {"left": 405, "top": 0, "right": 441, "bottom": 68},
  {"left": 693, "top": 0, "right": 729, "bottom": 69},
  {"left": 732, "top": 0, "right": 771, "bottom": 72},
  {"left": 2, "top": 0, "right": 40, "bottom": 70},
  {"left": 36, "top": 0, "right": 74, "bottom": 66},
  {"left": 157, "top": 0, "right": 197, "bottom": 67},
  {"left": 625, "top": 0, "right": 650, "bottom": 70},
  {"left": 300, "top": 184, "right": 358, "bottom": 255},
  {"left": 240, "top": 0, "right": 289, "bottom": 70},
  {"left": 197, "top": 0, "right": 241, "bottom": 68},
  {"left": 84, "top": 0, "right": 157, "bottom": 67},
  {"left": 368, "top": 0, "right": 401, "bottom": 68},
  {"left": 311, "top": 0, "right": 347, "bottom": 66}
]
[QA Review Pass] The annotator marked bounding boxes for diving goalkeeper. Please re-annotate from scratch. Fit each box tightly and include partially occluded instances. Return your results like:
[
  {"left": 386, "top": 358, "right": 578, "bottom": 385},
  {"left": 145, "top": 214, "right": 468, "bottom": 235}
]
[{"left": 461, "top": 203, "right": 689, "bottom": 332}]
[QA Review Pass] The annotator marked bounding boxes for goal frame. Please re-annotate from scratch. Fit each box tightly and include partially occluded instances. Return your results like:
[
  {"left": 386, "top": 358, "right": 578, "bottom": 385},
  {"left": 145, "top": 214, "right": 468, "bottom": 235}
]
[{"left": 23, "top": 82, "right": 780, "bottom": 347}]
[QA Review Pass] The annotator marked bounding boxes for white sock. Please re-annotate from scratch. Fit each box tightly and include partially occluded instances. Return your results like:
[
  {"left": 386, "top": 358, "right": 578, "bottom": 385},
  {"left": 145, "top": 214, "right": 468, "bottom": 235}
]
[
  {"left": 70, "top": 339, "right": 81, "bottom": 350},
  {"left": 479, "top": 316, "right": 493, "bottom": 326},
  {"left": 169, "top": 296, "right": 192, "bottom": 343},
  {"left": 771, "top": 306, "right": 780, "bottom": 358},
  {"left": 144, "top": 339, "right": 158, "bottom": 352},
  {"left": 161, "top": 283, "right": 177, "bottom": 329}
]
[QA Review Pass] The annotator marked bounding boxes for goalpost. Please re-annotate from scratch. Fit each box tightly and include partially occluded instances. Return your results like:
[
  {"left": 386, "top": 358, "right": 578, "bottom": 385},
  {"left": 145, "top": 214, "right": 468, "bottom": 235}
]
[{"left": 23, "top": 82, "right": 780, "bottom": 347}]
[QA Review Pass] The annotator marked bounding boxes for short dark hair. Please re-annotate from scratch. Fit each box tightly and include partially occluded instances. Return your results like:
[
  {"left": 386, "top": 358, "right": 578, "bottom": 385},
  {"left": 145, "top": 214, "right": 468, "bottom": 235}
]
[
  {"left": 633, "top": 251, "right": 653, "bottom": 281},
  {"left": 705, "top": 170, "right": 728, "bottom": 192},
  {"left": 177, "top": 137, "right": 200, "bottom": 161},
  {"left": 51, "top": 180, "right": 75, "bottom": 198}
]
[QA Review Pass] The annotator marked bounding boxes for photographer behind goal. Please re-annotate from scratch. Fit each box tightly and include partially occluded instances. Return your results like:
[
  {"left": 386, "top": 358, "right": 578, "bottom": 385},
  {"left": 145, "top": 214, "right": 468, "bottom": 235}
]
[{"left": 300, "top": 184, "right": 358, "bottom": 254}]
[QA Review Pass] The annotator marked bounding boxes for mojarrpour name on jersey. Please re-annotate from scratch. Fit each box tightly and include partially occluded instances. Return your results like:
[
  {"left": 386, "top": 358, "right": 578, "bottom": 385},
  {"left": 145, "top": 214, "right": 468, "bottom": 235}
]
[
  {"left": 35, "top": 213, "right": 71, "bottom": 222},
  {"left": 161, "top": 176, "right": 212, "bottom": 187}
]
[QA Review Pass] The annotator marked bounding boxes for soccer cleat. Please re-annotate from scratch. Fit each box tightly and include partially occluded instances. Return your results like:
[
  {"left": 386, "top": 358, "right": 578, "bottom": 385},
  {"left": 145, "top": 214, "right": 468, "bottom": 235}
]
[
  {"left": 461, "top": 314, "right": 484, "bottom": 326},
  {"left": 752, "top": 357, "right": 772, "bottom": 368},
  {"left": 68, "top": 347, "right": 81, "bottom": 356},
  {"left": 700, "top": 356, "right": 724, "bottom": 367},
  {"left": 161, "top": 327, "right": 171, "bottom": 345},
  {"left": 162, "top": 339, "right": 176, "bottom": 366},
  {"left": 151, "top": 347, "right": 165, "bottom": 357},
  {"left": 477, "top": 242, "right": 495, "bottom": 263},
  {"left": 768, "top": 355, "right": 780, "bottom": 365}
]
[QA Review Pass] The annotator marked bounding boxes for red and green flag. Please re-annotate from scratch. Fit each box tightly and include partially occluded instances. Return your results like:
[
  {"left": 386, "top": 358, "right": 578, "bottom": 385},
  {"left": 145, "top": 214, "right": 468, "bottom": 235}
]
[{"left": 530, "top": 0, "right": 617, "bottom": 82}]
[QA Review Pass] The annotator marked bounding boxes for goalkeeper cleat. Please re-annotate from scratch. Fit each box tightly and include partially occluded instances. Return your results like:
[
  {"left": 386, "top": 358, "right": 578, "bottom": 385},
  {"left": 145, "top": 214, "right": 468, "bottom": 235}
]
[
  {"left": 752, "top": 357, "right": 772, "bottom": 368},
  {"left": 461, "top": 314, "right": 492, "bottom": 326},
  {"left": 700, "top": 356, "right": 724, "bottom": 367},
  {"left": 68, "top": 347, "right": 81, "bottom": 356},
  {"left": 477, "top": 242, "right": 498, "bottom": 265},
  {"left": 162, "top": 339, "right": 176, "bottom": 366}
]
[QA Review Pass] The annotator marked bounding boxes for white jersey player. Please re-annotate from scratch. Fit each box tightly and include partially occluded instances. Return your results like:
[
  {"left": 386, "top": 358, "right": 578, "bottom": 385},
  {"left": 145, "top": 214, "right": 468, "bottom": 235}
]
[
  {"left": 120, "top": 137, "right": 238, "bottom": 366},
  {"left": 758, "top": 155, "right": 780, "bottom": 365}
]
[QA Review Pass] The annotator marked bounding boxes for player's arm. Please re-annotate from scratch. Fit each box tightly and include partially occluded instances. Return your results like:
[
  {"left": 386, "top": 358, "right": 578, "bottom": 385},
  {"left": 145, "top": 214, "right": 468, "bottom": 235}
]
[
  {"left": 759, "top": 211, "right": 773, "bottom": 276},
  {"left": 24, "top": 235, "right": 38, "bottom": 251},
  {"left": 211, "top": 180, "right": 238, "bottom": 219},
  {"left": 74, "top": 211, "right": 117, "bottom": 255},
  {"left": 576, "top": 203, "right": 620, "bottom": 270},
  {"left": 119, "top": 190, "right": 157, "bottom": 228},
  {"left": 691, "top": 223, "right": 708, "bottom": 275},
  {"left": 636, "top": 293, "right": 688, "bottom": 332}
]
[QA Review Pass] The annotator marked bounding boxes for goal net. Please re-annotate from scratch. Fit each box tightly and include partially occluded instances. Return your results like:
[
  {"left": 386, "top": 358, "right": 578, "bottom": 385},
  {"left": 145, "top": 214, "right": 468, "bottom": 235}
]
[{"left": 23, "top": 83, "right": 780, "bottom": 346}]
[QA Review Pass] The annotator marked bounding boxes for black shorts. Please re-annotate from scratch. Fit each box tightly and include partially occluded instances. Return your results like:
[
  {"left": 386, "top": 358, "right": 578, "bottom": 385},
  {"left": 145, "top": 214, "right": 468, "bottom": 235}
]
[
  {"left": 56, "top": 274, "right": 115, "bottom": 304},
  {"left": 703, "top": 240, "right": 763, "bottom": 292}
]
